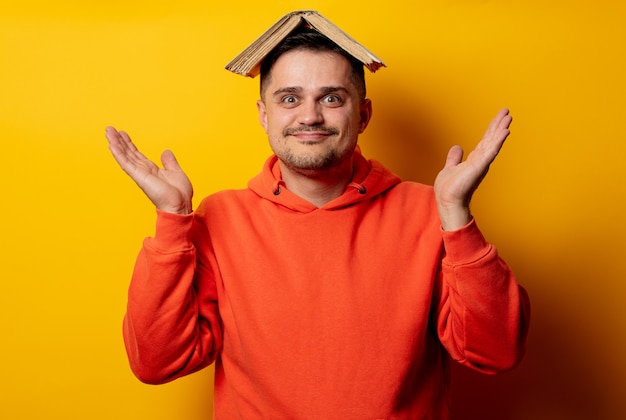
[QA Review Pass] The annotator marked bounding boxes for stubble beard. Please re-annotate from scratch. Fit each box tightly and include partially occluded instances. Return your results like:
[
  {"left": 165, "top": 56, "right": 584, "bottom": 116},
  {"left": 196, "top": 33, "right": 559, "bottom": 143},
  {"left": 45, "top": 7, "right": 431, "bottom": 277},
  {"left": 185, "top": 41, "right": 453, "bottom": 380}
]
[
  {"left": 280, "top": 145, "right": 340, "bottom": 174},
  {"left": 274, "top": 125, "right": 353, "bottom": 175}
]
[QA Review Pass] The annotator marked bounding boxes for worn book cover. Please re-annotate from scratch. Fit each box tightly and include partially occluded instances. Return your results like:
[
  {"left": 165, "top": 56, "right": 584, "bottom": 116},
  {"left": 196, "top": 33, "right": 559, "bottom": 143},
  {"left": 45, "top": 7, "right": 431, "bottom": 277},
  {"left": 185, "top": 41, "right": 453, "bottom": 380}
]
[{"left": 225, "top": 10, "right": 385, "bottom": 77}]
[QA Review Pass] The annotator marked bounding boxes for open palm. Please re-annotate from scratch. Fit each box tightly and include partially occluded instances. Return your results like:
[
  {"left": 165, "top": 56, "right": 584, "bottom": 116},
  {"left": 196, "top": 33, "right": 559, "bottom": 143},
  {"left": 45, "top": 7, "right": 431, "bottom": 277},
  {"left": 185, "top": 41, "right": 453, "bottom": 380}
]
[
  {"left": 434, "top": 108, "right": 512, "bottom": 230},
  {"left": 106, "top": 127, "right": 193, "bottom": 215}
]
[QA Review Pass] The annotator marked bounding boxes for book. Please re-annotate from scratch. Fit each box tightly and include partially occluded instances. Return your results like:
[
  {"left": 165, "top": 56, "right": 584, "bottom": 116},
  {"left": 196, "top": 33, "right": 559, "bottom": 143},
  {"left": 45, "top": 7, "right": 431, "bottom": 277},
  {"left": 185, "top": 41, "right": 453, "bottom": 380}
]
[{"left": 225, "top": 10, "right": 386, "bottom": 78}]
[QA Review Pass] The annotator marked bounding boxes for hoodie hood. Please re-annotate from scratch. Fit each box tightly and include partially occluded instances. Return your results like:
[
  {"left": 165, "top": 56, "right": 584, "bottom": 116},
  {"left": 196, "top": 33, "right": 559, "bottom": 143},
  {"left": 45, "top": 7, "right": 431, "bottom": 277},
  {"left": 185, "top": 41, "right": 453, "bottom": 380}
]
[{"left": 248, "top": 148, "right": 402, "bottom": 213}]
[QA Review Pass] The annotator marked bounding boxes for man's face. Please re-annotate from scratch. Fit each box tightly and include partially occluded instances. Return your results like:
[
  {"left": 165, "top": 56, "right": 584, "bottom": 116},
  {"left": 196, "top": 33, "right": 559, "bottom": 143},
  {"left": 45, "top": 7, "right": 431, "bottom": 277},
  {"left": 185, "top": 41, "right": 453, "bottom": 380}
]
[{"left": 257, "top": 49, "right": 372, "bottom": 175}]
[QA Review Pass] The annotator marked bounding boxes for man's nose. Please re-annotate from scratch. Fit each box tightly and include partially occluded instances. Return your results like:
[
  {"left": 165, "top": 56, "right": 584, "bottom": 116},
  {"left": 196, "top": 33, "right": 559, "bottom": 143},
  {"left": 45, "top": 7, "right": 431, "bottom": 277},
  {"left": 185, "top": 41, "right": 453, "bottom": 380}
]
[{"left": 297, "top": 101, "right": 324, "bottom": 125}]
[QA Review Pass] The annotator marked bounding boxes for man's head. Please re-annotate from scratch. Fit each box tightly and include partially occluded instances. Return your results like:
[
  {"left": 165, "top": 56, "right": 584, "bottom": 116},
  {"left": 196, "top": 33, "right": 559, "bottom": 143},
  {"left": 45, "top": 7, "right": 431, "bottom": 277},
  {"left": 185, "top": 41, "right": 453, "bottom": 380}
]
[
  {"left": 260, "top": 28, "right": 366, "bottom": 102},
  {"left": 256, "top": 29, "right": 373, "bottom": 176}
]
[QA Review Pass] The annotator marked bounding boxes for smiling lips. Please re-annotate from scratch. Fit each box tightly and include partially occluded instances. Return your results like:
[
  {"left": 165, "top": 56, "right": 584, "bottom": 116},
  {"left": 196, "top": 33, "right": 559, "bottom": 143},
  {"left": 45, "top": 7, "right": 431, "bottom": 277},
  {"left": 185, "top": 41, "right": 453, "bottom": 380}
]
[{"left": 283, "top": 126, "right": 339, "bottom": 141}]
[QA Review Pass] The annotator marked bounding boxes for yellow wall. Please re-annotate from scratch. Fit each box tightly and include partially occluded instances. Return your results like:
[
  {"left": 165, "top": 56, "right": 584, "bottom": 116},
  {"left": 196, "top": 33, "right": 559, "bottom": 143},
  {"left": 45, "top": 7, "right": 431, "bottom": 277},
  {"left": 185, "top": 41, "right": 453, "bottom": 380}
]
[{"left": 1, "top": 0, "right": 625, "bottom": 418}]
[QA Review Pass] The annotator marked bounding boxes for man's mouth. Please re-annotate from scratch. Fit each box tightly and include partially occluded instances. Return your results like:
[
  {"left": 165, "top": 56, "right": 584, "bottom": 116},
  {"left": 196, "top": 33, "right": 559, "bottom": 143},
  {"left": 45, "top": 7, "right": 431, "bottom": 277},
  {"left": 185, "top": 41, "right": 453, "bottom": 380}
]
[{"left": 284, "top": 126, "right": 339, "bottom": 138}]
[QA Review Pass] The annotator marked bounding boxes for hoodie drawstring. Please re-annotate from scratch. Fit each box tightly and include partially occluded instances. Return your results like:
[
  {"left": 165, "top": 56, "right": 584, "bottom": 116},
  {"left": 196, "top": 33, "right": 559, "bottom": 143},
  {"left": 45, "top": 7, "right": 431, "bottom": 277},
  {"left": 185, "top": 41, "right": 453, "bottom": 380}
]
[
  {"left": 347, "top": 182, "right": 367, "bottom": 195},
  {"left": 272, "top": 180, "right": 286, "bottom": 196}
]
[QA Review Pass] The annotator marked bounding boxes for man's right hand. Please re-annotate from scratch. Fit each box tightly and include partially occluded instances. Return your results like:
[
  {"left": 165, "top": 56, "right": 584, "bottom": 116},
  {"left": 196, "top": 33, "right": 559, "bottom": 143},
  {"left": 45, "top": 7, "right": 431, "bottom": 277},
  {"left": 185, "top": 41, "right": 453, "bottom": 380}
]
[{"left": 106, "top": 127, "right": 193, "bottom": 215}]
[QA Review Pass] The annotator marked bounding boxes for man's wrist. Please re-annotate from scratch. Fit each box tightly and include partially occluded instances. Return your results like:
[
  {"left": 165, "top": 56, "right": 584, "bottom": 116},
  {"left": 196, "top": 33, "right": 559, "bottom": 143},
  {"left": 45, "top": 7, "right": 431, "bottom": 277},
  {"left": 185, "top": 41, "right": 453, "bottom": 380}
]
[
  {"left": 438, "top": 205, "right": 472, "bottom": 231},
  {"left": 156, "top": 202, "right": 193, "bottom": 215}
]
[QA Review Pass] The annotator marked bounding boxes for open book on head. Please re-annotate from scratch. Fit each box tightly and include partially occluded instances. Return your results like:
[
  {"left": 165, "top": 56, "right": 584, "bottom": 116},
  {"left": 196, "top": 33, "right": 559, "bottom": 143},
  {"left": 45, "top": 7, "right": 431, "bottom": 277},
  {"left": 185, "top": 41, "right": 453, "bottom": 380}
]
[{"left": 225, "top": 10, "right": 386, "bottom": 78}]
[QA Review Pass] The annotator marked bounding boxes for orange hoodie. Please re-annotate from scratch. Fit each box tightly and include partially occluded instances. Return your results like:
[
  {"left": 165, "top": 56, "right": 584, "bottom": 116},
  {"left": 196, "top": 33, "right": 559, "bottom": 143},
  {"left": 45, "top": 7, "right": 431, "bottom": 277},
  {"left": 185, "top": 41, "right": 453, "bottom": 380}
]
[{"left": 123, "top": 150, "right": 530, "bottom": 419}]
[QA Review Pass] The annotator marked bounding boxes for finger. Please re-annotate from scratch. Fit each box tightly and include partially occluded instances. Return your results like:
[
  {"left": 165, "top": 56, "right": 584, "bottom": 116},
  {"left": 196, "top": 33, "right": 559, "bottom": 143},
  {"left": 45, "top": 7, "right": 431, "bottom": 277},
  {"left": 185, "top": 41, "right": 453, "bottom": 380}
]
[
  {"left": 105, "top": 126, "right": 118, "bottom": 139},
  {"left": 118, "top": 130, "right": 137, "bottom": 151},
  {"left": 498, "top": 111, "right": 512, "bottom": 131},
  {"left": 444, "top": 145, "right": 464, "bottom": 168},
  {"left": 110, "top": 129, "right": 155, "bottom": 169},
  {"left": 117, "top": 130, "right": 151, "bottom": 163},
  {"left": 106, "top": 127, "right": 133, "bottom": 164},
  {"left": 106, "top": 128, "right": 155, "bottom": 180},
  {"left": 105, "top": 126, "right": 123, "bottom": 149},
  {"left": 495, "top": 111, "right": 512, "bottom": 139},
  {"left": 496, "top": 107, "right": 510, "bottom": 122},
  {"left": 161, "top": 150, "right": 182, "bottom": 172},
  {"left": 478, "top": 109, "right": 512, "bottom": 156},
  {"left": 106, "top": 127, "right": 135, "bottom": 158},
  {"left": 484, "top": 108, "right": 510, "bottom": 139},
  {"left": 493, "top": 110, "right": 512, "bottom": 147}
]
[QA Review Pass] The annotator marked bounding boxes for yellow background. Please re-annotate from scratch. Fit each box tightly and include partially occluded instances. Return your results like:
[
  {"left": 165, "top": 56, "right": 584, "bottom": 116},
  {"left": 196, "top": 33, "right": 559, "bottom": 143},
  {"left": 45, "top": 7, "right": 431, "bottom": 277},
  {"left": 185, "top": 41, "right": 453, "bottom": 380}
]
[{"left": 1, "top": 0, "right": 625, "bottom": 419}]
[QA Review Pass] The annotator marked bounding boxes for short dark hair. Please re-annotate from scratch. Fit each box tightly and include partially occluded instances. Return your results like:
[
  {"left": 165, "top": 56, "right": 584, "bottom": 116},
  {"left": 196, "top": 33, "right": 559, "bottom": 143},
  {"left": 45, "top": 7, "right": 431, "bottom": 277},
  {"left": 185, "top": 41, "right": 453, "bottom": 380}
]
[{"left": 259, "top": 27, "right": 366, "bottom": 101}]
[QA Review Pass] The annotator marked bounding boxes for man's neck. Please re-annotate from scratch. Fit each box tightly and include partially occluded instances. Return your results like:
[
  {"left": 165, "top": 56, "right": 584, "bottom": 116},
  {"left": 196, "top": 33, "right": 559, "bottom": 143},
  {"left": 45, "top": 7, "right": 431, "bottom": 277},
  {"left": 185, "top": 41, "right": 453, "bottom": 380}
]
[{"left": 279, "top": 158, "right": 354, "bottom": 208}]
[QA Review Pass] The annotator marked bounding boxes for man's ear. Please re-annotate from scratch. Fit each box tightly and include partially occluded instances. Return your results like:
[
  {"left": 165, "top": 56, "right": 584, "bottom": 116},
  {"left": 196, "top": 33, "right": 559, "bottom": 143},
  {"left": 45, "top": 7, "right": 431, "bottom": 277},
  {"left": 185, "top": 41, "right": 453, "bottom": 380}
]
[
  {"left": 257, "top": 100, "right": 268, "bottom": 133},
  {"left": 358, "top": 99, "right": 373, "bottom": 134}
]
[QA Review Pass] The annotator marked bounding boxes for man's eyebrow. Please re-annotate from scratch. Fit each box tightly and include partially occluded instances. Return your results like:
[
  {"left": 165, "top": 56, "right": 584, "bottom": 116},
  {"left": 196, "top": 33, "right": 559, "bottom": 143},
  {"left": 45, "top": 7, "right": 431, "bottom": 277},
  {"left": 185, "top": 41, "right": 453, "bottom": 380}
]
[
  {"left": 320, "top": 86, "right": 349, "bottom": 95},
  {"left": 272, "top": 87, "right": 302, "bottom": 97},
  {"left": 271, "top": 86, "right": 350, "bottom": 97}
]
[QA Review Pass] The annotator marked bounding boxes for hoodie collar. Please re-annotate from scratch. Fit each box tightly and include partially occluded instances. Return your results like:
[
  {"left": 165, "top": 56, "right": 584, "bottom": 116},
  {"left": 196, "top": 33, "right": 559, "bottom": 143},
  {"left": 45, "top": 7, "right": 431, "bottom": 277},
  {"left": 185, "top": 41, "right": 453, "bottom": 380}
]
[{"left": 248, "top": 148, "right": 402, "bottom": 213}]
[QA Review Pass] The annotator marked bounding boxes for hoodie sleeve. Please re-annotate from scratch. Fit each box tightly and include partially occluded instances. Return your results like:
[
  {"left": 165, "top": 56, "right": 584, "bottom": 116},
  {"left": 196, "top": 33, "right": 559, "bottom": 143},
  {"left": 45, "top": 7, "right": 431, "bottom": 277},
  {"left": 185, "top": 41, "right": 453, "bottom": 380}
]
[
  {"left": 435, "top": 218, "right": 530, "bottom": 373},
  {"left": 122, "top": 210, "right": 222, "bottom": 384}
]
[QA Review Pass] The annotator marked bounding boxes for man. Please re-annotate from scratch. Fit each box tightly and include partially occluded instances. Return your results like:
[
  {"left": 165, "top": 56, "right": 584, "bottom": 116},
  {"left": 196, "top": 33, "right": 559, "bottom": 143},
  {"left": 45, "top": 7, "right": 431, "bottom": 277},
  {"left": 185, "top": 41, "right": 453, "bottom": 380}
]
[{"left": 106, "top": 23, "right": 529, "bottom": 419}]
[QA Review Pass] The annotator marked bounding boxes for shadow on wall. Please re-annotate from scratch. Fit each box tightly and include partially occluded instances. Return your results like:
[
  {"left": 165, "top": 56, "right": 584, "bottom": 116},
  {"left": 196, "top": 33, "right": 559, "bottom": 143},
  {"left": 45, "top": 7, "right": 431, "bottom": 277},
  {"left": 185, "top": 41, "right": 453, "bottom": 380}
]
[
  {"left": 449, "top": 258, "right": 613, "bottom": 420},
  {"left": 359, "top": 87, "right": 449, "bottom": 186},
  {"left": 446, "top": 190, "right": 623, "bottom": 417},
  {"left": 362, "top": 89, "right": 619, "bottom": 419}
]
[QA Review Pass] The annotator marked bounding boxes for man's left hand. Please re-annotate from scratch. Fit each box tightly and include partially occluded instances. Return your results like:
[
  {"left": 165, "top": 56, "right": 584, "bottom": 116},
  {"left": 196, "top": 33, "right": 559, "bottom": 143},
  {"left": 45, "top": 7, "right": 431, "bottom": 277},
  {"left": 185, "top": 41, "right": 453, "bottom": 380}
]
[{"left": 434, "top": 108, "right": 512, "bottom": 231}]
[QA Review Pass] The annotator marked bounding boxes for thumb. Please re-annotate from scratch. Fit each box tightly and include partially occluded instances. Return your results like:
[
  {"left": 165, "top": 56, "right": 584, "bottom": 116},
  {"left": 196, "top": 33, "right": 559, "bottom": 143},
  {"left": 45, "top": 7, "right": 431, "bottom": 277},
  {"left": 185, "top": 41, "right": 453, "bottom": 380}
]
[
  {"left": 444, "top": 145, "right": 464, "bottom": 169},
  {"left": 160, "top": 150, "right": 182, "bottom": 171}
]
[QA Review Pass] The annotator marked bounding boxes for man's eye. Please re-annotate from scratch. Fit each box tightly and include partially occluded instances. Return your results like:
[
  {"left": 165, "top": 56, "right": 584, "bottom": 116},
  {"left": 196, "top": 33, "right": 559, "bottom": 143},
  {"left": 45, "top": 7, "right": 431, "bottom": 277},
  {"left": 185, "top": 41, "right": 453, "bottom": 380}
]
[
  {"left": 281, "top": 96, "right": 298, "bottom": 104},
  {"left": 322, "top": 95, "right": 342, "bottom": 104}
]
